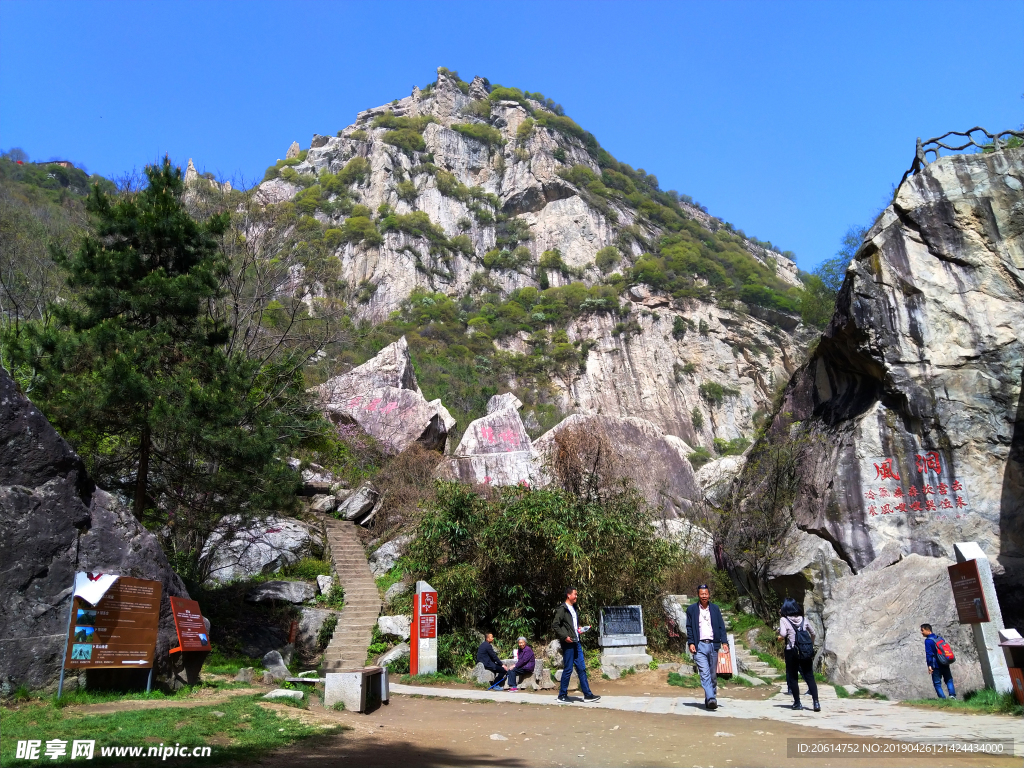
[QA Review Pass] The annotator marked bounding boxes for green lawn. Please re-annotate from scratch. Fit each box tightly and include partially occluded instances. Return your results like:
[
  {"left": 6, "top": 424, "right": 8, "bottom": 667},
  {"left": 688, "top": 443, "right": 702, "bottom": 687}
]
[
  {"left": 0, "top": 694, "right": 341, "bottom": 765},
  {"left": 902, "top": 687, "right": 1022, "bottom": 716},
  {"left": 398, "top": 672, "right": 465, "bottom": 685}
]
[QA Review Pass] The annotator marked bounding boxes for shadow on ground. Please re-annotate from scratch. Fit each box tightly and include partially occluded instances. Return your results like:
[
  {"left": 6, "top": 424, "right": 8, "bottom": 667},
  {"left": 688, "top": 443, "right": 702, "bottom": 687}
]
[{"left": 245, "top": 732, "right": 527, "bottom": 768}]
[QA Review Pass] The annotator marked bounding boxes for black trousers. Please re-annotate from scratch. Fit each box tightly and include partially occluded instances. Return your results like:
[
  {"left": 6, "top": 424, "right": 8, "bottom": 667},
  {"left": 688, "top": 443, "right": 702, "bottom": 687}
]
[
  {"left": 484, "top": 662, "right": 506, "bottom": 685},
  {"left": 784, "top": 647, "right": 818, "bottom": 703}
]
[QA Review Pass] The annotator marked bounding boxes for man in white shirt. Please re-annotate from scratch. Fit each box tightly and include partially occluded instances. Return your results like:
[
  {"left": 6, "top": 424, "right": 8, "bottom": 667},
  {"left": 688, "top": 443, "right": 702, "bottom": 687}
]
[{"left": 551, "top": 587, "right": 600, "bottom": 703}]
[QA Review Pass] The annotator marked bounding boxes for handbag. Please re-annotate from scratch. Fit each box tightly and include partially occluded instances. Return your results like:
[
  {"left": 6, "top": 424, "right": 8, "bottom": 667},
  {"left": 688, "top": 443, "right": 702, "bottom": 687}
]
[{"left": 716, "top": 644, "right": 733, "bottom": 676}]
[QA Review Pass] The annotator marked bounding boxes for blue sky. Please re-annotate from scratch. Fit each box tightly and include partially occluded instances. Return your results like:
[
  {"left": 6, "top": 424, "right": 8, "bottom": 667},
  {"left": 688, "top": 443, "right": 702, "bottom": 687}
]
[{"left": 1, "top": 0, "right": 1021, "bottom": 270}]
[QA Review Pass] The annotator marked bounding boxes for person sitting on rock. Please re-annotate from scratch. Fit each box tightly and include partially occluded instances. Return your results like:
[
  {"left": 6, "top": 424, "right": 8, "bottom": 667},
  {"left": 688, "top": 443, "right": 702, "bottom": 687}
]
[
  {"left": 505, "top": 637, "right": 535, "bottom": 691},
  {"left": 476, "top": 632, "right": 508, "bottom": 689}
]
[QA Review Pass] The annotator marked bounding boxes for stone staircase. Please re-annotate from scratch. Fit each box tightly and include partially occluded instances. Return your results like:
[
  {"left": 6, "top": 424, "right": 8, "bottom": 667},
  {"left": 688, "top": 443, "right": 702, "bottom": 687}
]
[
  {"left": 733, "top": 641, "right": 784, "bottom": 681},
  {"left": 323, "top": 519, "right": 382, "bottom": 672}
]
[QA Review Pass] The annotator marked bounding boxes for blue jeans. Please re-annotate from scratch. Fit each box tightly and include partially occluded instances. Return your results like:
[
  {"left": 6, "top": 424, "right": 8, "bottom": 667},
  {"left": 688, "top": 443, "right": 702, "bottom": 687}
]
[
  {"left": 559, "top": 642, "right": 593, "bottom": 697},
  {"left": 693, "top": 641, "right": 718, "bottom": 702},
  {"left": 932, "top": 665, "right": 955, "bottom": 698}
]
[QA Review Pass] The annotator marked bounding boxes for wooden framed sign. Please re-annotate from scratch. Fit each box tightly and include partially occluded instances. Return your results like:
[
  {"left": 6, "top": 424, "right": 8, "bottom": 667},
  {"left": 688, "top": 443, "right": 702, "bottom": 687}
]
[
  {"left": 948, "top": 559, "right": 990, "bottom": 623},
  {"left": 169, "top": 597, "right": 210, "bottom": 653},
  {"left": 65, "top": 575, "right": 162, "bottom": 669}
]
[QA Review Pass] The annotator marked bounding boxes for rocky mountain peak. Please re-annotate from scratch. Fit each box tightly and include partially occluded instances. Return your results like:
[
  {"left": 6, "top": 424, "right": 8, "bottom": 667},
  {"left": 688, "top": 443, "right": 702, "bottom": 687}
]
[{"left": 255, "top": 66, "right": 815, "bottom": 455}]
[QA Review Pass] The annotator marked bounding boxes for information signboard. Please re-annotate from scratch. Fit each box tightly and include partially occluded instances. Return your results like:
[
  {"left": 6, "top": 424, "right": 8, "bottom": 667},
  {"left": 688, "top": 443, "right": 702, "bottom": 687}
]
[
  {"left": 948, "top": 559, "right": 990, "bottom": 623},
  {"left": 64, "top": 576, "right": 162, "bottom": 669},
  {"left": 169, "top": 597, "right": 210, "bottom": 652},
  {"left": 411, "top": 580, "right": 438, "bottom": 675}
]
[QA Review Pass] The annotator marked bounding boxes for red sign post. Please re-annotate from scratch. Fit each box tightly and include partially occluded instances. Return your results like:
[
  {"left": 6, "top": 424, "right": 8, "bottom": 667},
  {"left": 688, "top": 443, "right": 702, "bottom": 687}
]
[
  {"left": 169, "top": 597, "right": 211, "bottom": 652},
  {"left": 410, "top": 581, "right": 437, "bottom": 675}
]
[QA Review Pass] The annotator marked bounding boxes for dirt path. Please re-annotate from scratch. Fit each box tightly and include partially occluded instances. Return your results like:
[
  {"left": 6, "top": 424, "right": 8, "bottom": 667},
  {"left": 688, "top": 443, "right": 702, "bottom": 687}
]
[{"left": 253, "top": 695, "right": 1017, "bottom": 768}]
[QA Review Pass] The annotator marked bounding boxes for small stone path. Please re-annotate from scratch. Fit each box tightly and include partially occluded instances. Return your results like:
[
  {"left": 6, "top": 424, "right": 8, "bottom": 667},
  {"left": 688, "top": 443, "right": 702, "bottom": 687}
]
[
  {"left": 323, "top": 519, "right": 381, "bottom": 672},
  {"left": 389, "top": 684, "right": 1020, "bottom": 743}
]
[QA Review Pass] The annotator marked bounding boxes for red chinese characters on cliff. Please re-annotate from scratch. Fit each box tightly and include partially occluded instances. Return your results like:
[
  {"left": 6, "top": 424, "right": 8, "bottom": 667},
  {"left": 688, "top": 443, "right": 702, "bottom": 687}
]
[{"left": 864, "top": 451, "right": 969, "bottom": 520}]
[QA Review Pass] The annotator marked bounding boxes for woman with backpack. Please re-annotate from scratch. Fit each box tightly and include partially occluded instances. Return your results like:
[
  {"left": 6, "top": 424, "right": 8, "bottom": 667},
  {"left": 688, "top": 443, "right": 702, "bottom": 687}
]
[{"left": 778, "top": 597, "right": 819, "bottom": 711}]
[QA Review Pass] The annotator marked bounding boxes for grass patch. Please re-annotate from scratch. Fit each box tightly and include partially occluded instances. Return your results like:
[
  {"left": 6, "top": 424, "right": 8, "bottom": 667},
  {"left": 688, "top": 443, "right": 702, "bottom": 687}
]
[
  {"left": 281, "top": 557, "right": 332, "bottom": 580},
  {"left": 667, "top": 672, "right": 702, "bottom": 688},
  {"left": 203, "top": 650, "right": 265, "bottom": 677},
  {"left": 902, "top": 687, "right": 1018, "bottom": 715},
  {"left": 722, "top": 674, "right": 754, "bottom": 688},
  {"left": 375, "top": 564, "right": 406, "bottom": 596},
  {"left": 398, "top": 672, "right": 465, "bottom": 686},
  {"left": 0, "top": 695, "right": 339, "bottom": 765}
]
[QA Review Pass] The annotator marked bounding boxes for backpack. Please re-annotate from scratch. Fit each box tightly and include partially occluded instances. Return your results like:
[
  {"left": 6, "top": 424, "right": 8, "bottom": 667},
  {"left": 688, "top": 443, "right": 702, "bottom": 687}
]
[
  {"left": 788, "top": 618, "right": 815, "bottom": 660},
  {"left": 933, "top": 635, "right": 956, "bottom": 665}
]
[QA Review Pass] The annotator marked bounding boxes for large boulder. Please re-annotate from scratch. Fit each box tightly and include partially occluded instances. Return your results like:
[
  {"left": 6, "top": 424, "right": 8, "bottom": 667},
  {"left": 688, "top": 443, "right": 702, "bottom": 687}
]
[
  {"left": 820, "top": 554, "right": 984, "bottom": 699},
  {"left": 533, "top": 414, "right": 701, "bottom": 518},
  {"left": 336, "top": 481, "right": 379, "bottom": 523},
  {"left": 757, "top": 148, "right": 1024, "bottom": 624},
  {"left": 201, "top": 515, "right": 323, "bottom": 585},
  {"left": 297, "top": 607, "right": 335, "bottom": 650},
  {"left": 313, "top": 337, "right": 455, "bottom": 454},
  {"left": 377, "top": 642, "right": 410, "bottom": 667},
  {"left": 245, "top": 580, "right": 316, "bottom": 604},
  {"left": 377, "top": 615, "right": 411, "bottom": 641},
  {"left": 694, "top": 455, "right": 746, "bottom": 505},
  {"left": 369, "top": 534, "right": 413, "bottom": 576},
  {"left": 0, "top": 366, "right": 190, "bottom": 694},
  {"left": 436, "top": 395, "right": 538, "bottom": 486}
]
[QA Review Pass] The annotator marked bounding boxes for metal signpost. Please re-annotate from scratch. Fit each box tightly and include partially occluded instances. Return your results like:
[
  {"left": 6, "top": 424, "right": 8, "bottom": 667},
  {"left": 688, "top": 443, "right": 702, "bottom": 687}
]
[{"left": 410, "top": 580, "right": 437, "bottom": 675}]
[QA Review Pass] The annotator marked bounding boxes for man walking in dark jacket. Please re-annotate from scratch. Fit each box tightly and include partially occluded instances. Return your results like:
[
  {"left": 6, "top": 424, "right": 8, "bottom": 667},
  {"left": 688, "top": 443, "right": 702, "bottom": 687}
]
[
  {"left": 685, "top": 584, "right": 729, "bottom": 710},
  {"left": 551, "top": 587, "right": 600, "bottom": 702},
  {"left": 476, "top": 633, "right": 507, "bottom": 689}
]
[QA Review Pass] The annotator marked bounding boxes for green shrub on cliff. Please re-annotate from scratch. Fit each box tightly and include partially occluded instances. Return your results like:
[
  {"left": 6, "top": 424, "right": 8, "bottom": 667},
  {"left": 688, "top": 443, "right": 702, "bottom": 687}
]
[{"left": 451, "top": 123, "right": 504, "bottom": 148}]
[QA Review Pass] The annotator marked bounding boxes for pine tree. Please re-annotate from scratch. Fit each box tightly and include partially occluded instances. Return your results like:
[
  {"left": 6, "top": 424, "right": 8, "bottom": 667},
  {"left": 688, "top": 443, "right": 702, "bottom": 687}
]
[{"left": 8, "top": 159, "right": 303, "bottom": 551}]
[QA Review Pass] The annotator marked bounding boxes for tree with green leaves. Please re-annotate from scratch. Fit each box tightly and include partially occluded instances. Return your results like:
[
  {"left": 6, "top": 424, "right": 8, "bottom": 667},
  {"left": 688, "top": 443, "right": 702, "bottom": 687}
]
[
  {"left": 800, "top": 225, "right": 867, "bottom": 328},
  {"left": 4, "top": 159, "right": 313, "bottom": 579},
  {"left": 406, "top": 480, "right": 679, "bottom": 663}
]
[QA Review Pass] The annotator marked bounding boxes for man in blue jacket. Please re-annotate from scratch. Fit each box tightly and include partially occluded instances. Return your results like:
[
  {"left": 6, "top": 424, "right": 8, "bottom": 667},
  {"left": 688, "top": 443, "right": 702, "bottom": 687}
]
[
  {"left": 921, "top": 624, "right": 956, "bottom": 699},
  {"left": 685, "top": 584, "right": 729, "bottom": 710}
]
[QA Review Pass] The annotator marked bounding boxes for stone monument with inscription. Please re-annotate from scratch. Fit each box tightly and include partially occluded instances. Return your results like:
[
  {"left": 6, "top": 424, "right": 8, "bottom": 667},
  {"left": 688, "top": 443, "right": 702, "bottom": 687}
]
[
  {"left": 598, "top": 605, "right": 652, "bottom": 679},
  {"left": 952, "top": 542, "right": 1011, "bottom": 693}
]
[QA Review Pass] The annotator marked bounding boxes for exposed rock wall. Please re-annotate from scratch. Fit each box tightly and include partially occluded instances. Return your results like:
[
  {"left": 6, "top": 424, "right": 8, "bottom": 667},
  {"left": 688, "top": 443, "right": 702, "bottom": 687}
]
[
  {"left": 259, "top": 67, "right": 808, "bottom": 447},
  {"left": 555, "top": 295, "right": 810, "bottom": 445},
  {"left": 0, "top": 366, "right": 189, "bottom": 693},
  {"left": 762, "top": 148, "right": 1024, "bottom": 625}
]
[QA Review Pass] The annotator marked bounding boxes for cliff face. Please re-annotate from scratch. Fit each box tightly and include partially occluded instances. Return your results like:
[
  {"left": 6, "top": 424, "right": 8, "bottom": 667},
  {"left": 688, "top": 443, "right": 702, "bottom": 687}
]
[
  {"left": 255, "top": 67, "right": 810, "bottom": 449},
  {"left": 768, "top": 147, "right": 1024, "bottom": 621}
]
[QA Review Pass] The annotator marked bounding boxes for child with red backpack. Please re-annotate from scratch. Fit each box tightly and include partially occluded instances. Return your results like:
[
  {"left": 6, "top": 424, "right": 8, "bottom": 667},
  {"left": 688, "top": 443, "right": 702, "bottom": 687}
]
[{"left": 921, "top": 623, "right": 956, "bottom": 699}]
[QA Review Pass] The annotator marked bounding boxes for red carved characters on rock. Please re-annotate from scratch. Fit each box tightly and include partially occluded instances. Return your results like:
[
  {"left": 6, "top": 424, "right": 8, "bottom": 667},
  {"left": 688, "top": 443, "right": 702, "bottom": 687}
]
[
  {"left": 874, "top": 458, "right": 901, "bottom": 481},
  {"left": 914, "top": 451, "right": 942, "bottom": 475}
]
